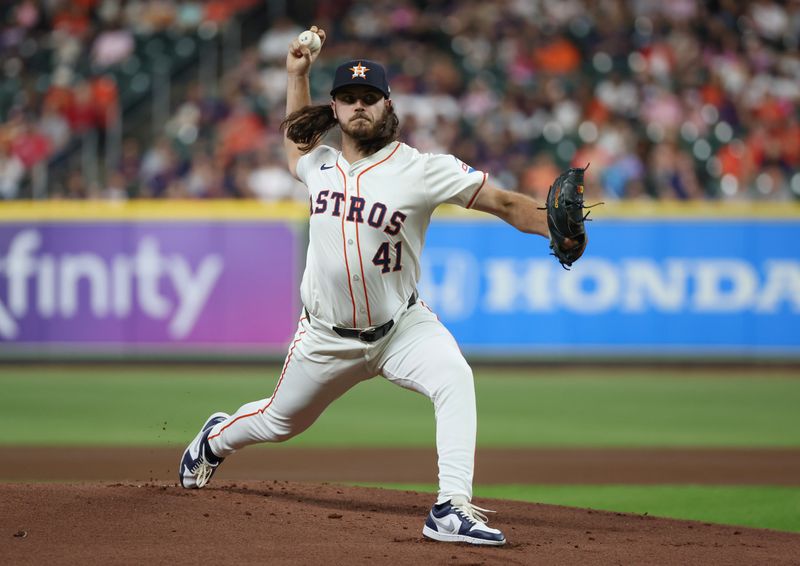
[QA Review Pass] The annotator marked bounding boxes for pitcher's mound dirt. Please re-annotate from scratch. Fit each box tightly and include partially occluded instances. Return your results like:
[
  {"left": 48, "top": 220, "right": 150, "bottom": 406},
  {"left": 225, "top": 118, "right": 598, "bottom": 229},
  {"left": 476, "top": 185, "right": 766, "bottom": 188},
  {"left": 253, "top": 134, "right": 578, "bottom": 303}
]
[{"left": 2, "top": 481, "right": 799, "bottom": 566}]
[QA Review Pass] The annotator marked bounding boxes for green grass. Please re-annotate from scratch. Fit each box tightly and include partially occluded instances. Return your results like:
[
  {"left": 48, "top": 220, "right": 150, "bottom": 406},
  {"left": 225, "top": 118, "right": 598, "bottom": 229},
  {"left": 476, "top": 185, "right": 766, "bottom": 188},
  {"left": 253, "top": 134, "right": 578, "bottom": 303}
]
[
  {"left": 2, "top": 366, "right": 800, "bottom": 446},
  {"left": 4, "top": 365, "right": 799, "bottom": 534},
  {"left": 358, "top": 483, "right": 800, "bottom": 534}
]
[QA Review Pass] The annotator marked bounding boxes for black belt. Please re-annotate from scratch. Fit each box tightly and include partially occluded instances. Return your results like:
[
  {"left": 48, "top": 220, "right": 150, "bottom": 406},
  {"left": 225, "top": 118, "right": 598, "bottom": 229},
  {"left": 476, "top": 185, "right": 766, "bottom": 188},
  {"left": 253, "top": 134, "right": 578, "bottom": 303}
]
[{"left": 306, "top": 293, "right": 416, "bottom": 343}]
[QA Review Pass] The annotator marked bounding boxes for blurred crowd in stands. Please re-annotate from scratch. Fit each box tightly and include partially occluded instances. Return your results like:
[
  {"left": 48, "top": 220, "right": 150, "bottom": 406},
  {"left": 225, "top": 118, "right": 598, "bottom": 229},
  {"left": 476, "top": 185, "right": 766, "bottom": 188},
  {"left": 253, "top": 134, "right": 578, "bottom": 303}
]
[{"left": 1, "top": 0, "right": 798, "bottom": 202}]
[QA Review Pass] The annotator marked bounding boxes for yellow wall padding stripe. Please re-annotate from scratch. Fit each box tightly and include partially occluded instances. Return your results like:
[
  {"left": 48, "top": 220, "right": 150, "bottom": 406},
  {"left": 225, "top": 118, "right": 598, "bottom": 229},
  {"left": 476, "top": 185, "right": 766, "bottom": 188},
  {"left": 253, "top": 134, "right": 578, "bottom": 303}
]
[
  {"left": 0, "top": 200, "right": 311, "bottom": 222},
  {"left": 433, "top": 201, "right": 800, "bottom": 220},
  {"left": 0, "top": 200, "right": 797, "bottom": 222}
]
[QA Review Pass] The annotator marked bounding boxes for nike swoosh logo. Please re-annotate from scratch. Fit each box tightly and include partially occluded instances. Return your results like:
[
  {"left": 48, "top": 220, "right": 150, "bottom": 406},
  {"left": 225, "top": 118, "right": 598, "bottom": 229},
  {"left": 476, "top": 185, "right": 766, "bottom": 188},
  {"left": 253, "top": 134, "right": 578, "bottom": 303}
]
[
  {"left": 432, "top": 514, "right": 462, "bottom": 534},
  {"left": 320, "top": 164, "right": 335, "bottom": 170}
]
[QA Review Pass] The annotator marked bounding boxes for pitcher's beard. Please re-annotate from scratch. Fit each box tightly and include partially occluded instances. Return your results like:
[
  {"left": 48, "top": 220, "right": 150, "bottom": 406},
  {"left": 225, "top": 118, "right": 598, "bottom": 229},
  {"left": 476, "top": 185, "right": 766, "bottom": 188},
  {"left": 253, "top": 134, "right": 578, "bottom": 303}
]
[{"left": 341, "top": 112, "right": 385, "bottom": 140}]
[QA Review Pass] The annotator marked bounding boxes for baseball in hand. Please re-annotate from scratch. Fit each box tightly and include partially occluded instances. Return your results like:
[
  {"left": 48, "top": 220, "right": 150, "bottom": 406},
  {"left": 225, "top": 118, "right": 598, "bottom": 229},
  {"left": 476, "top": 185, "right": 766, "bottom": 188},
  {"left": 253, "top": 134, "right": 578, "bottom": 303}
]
[{"left": 298, "top": 30, "right": 321, "bottom": 53}]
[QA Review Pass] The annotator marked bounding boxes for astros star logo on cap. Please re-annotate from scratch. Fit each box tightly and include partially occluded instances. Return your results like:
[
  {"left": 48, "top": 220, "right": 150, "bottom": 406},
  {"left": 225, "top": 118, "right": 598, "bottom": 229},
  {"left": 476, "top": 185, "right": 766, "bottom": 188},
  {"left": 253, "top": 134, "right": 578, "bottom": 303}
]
[{"left": 350, "top": 62, "right": 370, "bottom": 79}]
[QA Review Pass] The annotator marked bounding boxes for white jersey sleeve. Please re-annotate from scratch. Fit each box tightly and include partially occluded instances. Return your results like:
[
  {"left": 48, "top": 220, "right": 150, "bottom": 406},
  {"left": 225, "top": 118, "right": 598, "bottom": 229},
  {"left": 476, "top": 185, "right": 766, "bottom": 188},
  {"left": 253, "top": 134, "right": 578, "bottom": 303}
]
[
  {"left": 423, "top": 153, "right": 488, "bottom": 209},
  {"left": 295, "top": 145, "right": 338, "bottom": 185}
]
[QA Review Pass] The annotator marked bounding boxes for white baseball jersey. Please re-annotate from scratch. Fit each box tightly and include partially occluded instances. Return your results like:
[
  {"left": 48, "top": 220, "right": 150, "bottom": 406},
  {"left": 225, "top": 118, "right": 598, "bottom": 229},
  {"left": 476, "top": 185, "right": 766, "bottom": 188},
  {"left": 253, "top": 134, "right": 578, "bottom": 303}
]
[
  {"left": 206, "top": 140, "right": 489, "bottom": 506},
  {"left": 296, "top": 141, "right": 487, "bottom": 329}
]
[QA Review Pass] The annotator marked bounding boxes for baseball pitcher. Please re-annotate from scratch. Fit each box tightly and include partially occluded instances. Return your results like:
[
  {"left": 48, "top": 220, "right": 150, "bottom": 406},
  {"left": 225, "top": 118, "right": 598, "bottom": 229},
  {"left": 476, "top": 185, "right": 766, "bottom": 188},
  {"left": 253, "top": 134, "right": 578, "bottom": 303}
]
[{"left": 180, "top": 25, "right": 590, "bottom": 546}]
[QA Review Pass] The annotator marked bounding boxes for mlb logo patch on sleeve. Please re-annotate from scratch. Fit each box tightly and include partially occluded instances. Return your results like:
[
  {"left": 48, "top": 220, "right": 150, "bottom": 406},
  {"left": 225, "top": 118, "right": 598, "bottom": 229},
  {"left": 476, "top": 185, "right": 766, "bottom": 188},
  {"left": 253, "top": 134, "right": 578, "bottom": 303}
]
[{"left": 453, "top": 156, "right": 476, "bottom": 174}]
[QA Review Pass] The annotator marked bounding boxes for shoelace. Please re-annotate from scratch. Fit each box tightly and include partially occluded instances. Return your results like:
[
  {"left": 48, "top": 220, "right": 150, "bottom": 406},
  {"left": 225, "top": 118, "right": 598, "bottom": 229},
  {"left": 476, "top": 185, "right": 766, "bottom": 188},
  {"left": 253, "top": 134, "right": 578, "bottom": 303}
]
[
  {"left": 190, "top": 456, "right": 216, "bottom": 488},
  {"left": 451, "top": 500, "right": 496, "bottom": 525}
]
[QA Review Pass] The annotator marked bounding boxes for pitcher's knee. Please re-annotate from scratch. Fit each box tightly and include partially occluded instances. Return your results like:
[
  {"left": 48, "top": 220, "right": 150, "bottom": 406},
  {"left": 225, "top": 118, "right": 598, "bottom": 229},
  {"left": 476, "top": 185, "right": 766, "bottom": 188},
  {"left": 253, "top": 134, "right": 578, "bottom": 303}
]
[
  {"left": 431, "top": 361, "right": 475, "bottom": 399},
  {"left": 267, "top": 420, "right": 302, "bottom": 442},
  {"left": 270, "top": 430, "right": 295, "bottom": 442},
  {"left": 265, "top": 413, "right": 314, "bottom": 443}
]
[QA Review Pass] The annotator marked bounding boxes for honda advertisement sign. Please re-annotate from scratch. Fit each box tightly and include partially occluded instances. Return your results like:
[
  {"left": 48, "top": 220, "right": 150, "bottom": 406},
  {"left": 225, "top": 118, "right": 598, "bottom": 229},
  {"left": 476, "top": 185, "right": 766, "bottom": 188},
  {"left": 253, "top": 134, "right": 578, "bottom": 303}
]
[{"left": 420, "top": 218, "right": 800, "bottom": 358}]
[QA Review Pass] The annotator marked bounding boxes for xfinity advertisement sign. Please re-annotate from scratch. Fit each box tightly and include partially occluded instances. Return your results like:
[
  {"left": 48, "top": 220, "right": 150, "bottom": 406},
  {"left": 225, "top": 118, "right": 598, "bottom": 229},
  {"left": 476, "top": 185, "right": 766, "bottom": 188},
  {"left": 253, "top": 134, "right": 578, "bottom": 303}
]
[
  {"left": 0, "top": 223, "right": 299, "bottom": 353},
  {"left": 0, "top": 229, "right": 224, "bottom": 340},
  {"left": 420, "top": 219, "right": 800, "bottom": 357}
]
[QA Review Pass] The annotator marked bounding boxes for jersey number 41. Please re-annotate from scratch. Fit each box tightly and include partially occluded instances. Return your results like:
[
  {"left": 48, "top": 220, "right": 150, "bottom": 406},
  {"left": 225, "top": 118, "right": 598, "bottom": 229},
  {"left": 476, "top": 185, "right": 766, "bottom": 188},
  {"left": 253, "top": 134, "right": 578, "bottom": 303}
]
[{"left": 372, "top": 241, "right": 402, "bottom": 273}]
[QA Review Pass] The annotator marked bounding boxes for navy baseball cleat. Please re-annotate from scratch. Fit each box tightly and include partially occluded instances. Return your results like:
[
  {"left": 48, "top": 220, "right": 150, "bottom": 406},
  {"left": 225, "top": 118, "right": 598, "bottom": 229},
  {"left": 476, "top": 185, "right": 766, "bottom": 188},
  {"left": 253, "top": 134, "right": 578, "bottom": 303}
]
[
  {"left": 422, "top": 497, "right": 507, "bottom": 546},
  {"left": 179, "top": 412, "right": 229, "bottom": 489}
]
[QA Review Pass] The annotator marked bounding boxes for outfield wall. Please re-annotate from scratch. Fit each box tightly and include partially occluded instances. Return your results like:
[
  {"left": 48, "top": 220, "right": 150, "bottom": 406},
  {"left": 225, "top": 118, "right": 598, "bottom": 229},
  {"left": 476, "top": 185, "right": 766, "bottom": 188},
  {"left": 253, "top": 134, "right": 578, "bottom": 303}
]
[{"left": 0, "top": 201, "right": 797, "bottom": 361}]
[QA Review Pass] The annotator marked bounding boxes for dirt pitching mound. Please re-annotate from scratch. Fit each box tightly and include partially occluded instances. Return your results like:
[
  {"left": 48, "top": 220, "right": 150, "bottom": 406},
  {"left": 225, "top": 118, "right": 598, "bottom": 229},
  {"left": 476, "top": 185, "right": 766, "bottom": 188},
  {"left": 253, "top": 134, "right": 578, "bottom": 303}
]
[{"left": 2, "top": 481, "right": 799, "bottom": 566}]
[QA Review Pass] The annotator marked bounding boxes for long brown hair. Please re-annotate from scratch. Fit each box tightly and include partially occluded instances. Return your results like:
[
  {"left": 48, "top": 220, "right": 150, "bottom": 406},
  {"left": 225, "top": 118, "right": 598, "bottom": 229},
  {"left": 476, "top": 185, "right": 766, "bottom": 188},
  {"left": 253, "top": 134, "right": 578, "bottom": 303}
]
[{"left": 281, "top": 103, "right": 400, "bottom": 156}]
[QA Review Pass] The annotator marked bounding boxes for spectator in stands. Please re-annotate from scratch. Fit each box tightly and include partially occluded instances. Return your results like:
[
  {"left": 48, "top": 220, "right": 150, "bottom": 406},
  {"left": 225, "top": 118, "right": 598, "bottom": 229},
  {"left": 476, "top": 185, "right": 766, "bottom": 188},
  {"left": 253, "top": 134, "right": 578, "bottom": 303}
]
[
  {"left": 90, "top": 20, "right": 135, "bottom": 69},
  {"left": 648, "top": 139, "right": 702, "bottom": 200},
  {"left": 61, "top": 169, "right": 93, "bottom": 199},
  {"left": 258, "top": 17, "right": 302, "bottom": 63},
  {"left": 37, "top": 100, "right": 70, "bottom": 156},
  {"left": 184, "top": 147, "right": 217, "bottom": 198},
  {"left": 10, "top": 114, "right": 51, "bottom": 170},
  {"left": 117, "top": 137, "right": 142, "bottom": 197},
  {"left": 139, "top": 136, "right": 186, "bottom": 197},
  {"left": 0, "top": 142, "right": 25, "bottom": 200},
  {"left": 102, "top": 170, "right": 128, "bottom": 201},
  {"left": 518, "top": 153, "right": 560, "bottom": 201},
  {"left": 64, "top": 80, "right": 99, "bottom": 135},
  {"left": 216, "top": 94, "right": 265, "bottom": 165},
  {"left": 244, "top": 147, "right": 305, "bottom": 202}
]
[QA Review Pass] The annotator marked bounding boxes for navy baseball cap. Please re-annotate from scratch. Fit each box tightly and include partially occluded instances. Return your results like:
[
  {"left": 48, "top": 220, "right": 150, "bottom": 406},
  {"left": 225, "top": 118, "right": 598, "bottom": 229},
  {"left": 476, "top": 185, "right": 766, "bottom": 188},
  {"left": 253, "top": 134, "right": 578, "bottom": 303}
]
[{"left": 330, "top": 59, "right": 391, "bottom": 98}]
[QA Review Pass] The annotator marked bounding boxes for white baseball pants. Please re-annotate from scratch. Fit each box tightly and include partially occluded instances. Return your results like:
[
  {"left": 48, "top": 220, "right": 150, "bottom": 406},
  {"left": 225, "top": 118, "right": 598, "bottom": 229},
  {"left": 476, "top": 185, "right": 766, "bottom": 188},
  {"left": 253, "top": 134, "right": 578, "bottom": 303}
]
[{"left": 207, "top": 301, "right": 477, "bottom": 503}]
